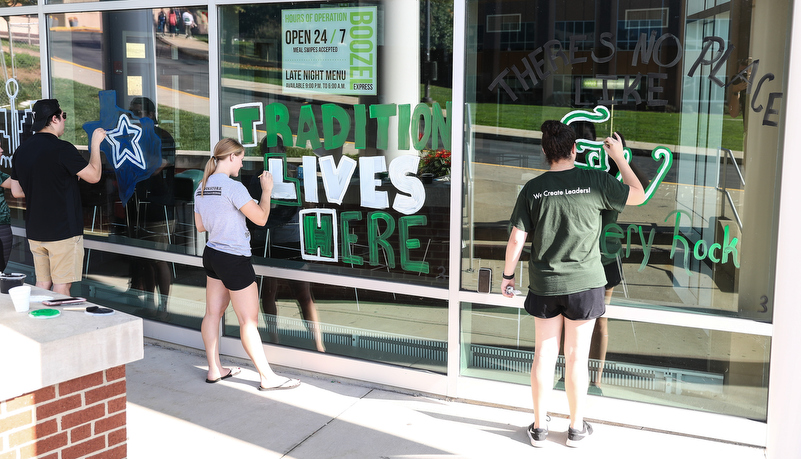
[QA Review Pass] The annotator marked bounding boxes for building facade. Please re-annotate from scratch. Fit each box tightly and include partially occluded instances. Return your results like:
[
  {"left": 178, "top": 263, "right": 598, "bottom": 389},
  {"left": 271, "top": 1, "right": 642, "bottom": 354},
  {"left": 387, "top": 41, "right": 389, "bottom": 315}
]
[{"left": 1, "top": 0, "right": 798, "bottom": 455}]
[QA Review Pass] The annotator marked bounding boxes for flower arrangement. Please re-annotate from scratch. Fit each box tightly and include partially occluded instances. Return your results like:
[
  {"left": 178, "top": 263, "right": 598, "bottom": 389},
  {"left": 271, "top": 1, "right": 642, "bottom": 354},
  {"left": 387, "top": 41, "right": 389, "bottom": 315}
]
[{"left": 418, "top": 148, "right": 451, "bottom": 178}]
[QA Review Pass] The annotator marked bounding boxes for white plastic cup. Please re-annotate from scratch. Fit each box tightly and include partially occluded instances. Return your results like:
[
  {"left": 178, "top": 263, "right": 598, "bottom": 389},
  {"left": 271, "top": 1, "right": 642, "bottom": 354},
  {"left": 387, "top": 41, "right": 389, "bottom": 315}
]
[{"left": 9, "top": 285, "right": 31, "bottom": 313}]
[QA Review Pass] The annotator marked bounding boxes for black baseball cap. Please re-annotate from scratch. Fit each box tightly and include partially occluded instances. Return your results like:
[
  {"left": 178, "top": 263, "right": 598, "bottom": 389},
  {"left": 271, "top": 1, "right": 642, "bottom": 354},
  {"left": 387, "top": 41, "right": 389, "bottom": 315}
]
[{"left": 31, "top": 99, "right": 61, "bottom": 131}]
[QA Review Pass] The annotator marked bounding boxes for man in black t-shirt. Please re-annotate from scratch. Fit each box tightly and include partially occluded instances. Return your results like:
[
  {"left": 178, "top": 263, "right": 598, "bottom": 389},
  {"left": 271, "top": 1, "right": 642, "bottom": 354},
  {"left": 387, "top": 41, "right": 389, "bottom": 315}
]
[{"left": 10, "top": 99, "right": 107, "bottom": 295}]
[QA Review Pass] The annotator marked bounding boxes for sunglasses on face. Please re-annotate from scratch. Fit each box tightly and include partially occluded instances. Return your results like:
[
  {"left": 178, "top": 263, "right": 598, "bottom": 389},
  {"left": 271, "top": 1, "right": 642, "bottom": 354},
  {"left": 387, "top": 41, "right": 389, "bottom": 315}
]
[{"left": 55, "top": 111, "right": 67, "bottom": 120}]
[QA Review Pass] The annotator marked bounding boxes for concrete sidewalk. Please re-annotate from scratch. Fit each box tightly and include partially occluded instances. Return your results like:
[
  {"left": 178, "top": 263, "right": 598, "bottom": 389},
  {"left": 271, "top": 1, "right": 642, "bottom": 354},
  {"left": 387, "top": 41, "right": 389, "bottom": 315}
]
[{"left": 126, "top": 341, "right": 766, "bottom": 459}]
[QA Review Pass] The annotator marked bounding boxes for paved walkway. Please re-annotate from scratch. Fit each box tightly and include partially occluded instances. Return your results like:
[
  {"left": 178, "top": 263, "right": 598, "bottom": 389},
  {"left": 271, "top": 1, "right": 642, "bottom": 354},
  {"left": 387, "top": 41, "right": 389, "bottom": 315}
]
[{"left": 126, "top": 341, "right": 766, "bottom": 458}]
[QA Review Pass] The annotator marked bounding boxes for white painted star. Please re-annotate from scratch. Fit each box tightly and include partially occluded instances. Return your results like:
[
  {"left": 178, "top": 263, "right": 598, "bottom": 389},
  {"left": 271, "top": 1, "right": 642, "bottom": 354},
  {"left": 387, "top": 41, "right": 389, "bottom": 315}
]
[{"left": 107, "top": 115, "right": 146, "bottom": 170}]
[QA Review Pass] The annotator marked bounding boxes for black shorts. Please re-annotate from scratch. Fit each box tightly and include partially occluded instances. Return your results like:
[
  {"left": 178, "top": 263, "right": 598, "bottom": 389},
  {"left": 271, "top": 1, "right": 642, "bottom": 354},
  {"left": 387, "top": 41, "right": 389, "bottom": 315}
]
[
  {"left": 524, "top": 287, "right": 605, "bottom": 321},
  {"left": 202, "top": 246, "right": 256, "bottom": 291},
  {"left": 603, "top": 259, "right": 622, "bottom": 290}
]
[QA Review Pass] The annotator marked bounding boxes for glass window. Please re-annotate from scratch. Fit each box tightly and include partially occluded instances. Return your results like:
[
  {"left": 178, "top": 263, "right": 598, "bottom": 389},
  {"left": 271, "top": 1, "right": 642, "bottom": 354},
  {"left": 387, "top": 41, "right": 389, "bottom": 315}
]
[
  {"left": 0, "top": 15, "right": 41, "bottom": 225},
  {"left": 19, "top": 8, "right": 211, "bottom": 320},
  {"left": 463, "top": 0, "right": 783, "bottom": 421},
  {"left": 82, "top": 252, "right": 209, "bottom": 330},
  {"left": 0, "top": 1, "right": 36, "bottom": 7},
  {"left": 219, "top": 0, "right": 454, "bottom": 288},
  {"left": 225, "top": 281, "right": 448, "bottom": 372},
  {"left": 461, "top": 302, "right": 770, "bottom": 420},
  {"left": 464, "top": 0, "right": 784, "bottom": 322},
  {"left": 44, "top": 8, "right": 210, "bottom": 255},
  {"left": 47, "top": 9, "right": 209, "bottom": 151}
]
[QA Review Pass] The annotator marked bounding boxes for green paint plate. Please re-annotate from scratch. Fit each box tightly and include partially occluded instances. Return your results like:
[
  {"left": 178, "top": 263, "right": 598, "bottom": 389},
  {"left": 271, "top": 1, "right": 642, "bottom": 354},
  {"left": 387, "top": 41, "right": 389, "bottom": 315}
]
[{"left": 29, "top": 308, "right": 61, "bottom": 319}]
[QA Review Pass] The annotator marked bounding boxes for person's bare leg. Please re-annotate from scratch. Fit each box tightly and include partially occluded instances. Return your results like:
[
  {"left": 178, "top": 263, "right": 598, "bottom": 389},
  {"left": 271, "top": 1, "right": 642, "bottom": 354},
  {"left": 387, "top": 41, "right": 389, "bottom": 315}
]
[
  {"left": 259, "top": 277, "right": 280, "bottom": 343},
  {"left": 531, "top": 316, "right": 563, "bottom": 429},
  {"left": 589, "top": 315, "right": 609, "bottom": 387},
  {"left": 154, "top": 261, "right": 171, "bottom": 311},
  {"left": 591, "top": 288, "right": 614, "bottom": 386},
  {"left": 563, "top": 317, "right": 597, "bottom": 429},
  {"left": 295, "top": 281, "right": 325, "bottom": 352},
  {"left": 36, "top": 280, "right": 53, "bottom": 291},
  {"left": 52, "top": 283, "right": 71, "bottom": 296},
  {"left": 230, "top": 282, "right": 294, "bottom": 388},
  {"left": 202, "top": 277, "right": 230, "bottom": 381}
]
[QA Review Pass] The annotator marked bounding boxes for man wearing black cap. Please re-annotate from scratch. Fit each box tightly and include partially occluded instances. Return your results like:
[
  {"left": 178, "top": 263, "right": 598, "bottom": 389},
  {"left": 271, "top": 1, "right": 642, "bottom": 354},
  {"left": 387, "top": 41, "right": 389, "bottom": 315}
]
[{"left": 10, "top": 99, "right": 107, "bottom": 295}]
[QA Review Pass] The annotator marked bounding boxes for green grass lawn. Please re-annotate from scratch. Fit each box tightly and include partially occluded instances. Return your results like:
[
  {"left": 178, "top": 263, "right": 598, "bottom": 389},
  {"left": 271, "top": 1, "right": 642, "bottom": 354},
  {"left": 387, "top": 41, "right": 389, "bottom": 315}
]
[
  {"left": 49, "top": 74, "right": 744, "bottom": 153},
  {"left": 421, "top": 83, "right": 744, "bottom": 150},
  {"left": 53, "top": 78, "right": 210, "bottom": 151},
  {"left": 471, "top": 103, "right": 745, "bottom": 150},
  {"left": 0, "top": 42, "right": 42, "bottom": 109}
]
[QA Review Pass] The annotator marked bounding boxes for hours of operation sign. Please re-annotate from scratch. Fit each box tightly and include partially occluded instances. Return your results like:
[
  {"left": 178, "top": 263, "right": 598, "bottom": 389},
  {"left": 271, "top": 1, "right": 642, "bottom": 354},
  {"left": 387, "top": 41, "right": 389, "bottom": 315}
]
[{"left": 282, "top": 7, "right": 378, "bottom": 95}]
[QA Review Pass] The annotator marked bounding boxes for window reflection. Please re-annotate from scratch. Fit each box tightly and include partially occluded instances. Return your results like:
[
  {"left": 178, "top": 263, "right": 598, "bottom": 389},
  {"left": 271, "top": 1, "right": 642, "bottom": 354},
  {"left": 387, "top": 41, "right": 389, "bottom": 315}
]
[
  {"left": 461, "top": 303, "right": 769, "bottom": 420},
  {"left": 42, "top": 9, "right": 209, "bottom": 264},
  {"left": 0, "top": 0, "right": 36, "bottom": 7},
  {"left": 463, "top": 0, "right": 780, "bottom": 321},
  {"left": 224, "top": 282, "right": 448, "bottom": 372},
  {"left": 0, "top": 16, "right": 41, "bottom": 223},
  {"left": 220, "top": 2, "right": 454, "bottom": 287},
  {"left": 80, "top": 250, "right": 208, "bottom": 328}
]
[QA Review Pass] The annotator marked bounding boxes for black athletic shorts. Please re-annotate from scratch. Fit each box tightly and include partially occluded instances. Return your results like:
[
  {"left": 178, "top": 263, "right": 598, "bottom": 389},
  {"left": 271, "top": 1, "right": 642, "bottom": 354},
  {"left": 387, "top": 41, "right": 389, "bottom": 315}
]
[
  {"left": 202, "top": 246, "right": 256, "bottom": 291},
  {"left": 524, "top": 286, "right": 605, "bottom": 321},
  {"left": 603, "top": 259, "right": 622, "bottom": 290}
]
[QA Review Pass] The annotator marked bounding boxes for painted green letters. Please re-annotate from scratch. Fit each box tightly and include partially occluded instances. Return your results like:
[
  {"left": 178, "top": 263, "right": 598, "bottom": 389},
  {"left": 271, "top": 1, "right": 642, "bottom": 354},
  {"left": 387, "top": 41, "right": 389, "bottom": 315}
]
[
  {"left": 303, "top": 212, "right": 334, "bottom": 258},
  {"left": 264, "top": 103, "right": 293, "bottom": 148},
  {"left": 340, "top": 211, "right": 363, "bottom": 265},
  {"left": 599, "top": 212, "right": 740, "bottom": 276},
  {"left": 297, "top": 104, "right": 322, "bottom": 150},
  {"left": 431, "top": 102, "right": 451, "bottom": 150},
  {"left": 399, "top": 215, "right": 429, "bottom": 274},
  {"left": 232, "top": 104, "right": 261, "bottom": 146},
  {"left": 370, "top": 104, "right": 396, "bottom": 150},
  {"left": 354, "top": 104, "right": 367, "bottom": 149},
  {"left": 412, "top": 103, "right": 431, "bottom": 151},
  {"left": 367, "top": 211, "right": 396, "bottom": 268},
  {"left": 398, "top": 104, "right": 411, "bottom": 150},
  {"left": 322, "top": 103, "right": 351, "bottom": 150},
  {"left": 231, "top": 101, "right": 452, "bottom": 153}
]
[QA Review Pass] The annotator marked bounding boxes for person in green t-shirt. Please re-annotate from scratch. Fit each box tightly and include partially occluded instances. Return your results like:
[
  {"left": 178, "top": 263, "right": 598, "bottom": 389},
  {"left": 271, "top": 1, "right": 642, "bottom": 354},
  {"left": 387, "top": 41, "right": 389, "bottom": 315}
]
[
  {"left": 571, "top": 123, "right": 649, "bottom": 396},
  {"left": 501, "top": 120, "right": 646, "bottom": 448},
  {"left": 0, "top": 143, "right": 18, "bottom": 272},
  {"left": 0, "top": 167, "right": 13, "bottom": 272}
]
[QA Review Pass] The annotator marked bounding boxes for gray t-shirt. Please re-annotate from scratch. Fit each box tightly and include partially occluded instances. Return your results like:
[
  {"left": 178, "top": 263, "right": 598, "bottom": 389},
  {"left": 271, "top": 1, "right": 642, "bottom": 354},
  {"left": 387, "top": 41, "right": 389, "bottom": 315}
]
[{"left": 194, "top": 173, "right": 254, "bottom": 257}]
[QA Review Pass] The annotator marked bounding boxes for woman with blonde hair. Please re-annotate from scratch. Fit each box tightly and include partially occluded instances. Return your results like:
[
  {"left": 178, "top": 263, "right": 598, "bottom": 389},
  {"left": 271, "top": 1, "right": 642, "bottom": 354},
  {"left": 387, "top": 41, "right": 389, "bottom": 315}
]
[{"left": 195, "top": 138, "right": 300, "bottom": 391}]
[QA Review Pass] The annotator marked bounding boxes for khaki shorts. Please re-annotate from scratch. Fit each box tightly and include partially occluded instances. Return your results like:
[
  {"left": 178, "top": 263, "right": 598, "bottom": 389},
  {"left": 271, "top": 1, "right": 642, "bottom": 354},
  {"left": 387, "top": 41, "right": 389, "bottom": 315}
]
[{"left": 28, "top": 236, "right": 84, "bottom": 284}]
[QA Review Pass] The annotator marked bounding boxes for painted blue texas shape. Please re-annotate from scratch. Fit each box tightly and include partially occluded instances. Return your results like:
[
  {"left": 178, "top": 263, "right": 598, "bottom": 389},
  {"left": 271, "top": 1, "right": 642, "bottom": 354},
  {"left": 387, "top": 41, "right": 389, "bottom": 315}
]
[{"left": 83, "top": 90, "right": 162, "bottom": 205}]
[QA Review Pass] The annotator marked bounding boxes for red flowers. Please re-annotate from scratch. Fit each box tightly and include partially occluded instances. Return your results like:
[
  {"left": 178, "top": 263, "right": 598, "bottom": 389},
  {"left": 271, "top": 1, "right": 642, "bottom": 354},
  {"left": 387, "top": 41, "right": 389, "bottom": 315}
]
[{"left": 419, "top": 149, "right": 451, "bottom": 177}]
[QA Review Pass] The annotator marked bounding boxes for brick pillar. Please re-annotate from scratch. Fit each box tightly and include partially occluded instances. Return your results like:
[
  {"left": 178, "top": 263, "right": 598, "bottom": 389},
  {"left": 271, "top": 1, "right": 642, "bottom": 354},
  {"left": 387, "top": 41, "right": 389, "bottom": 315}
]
[{"left": 0, "top": 366, "right": 128, "bottom": 459}]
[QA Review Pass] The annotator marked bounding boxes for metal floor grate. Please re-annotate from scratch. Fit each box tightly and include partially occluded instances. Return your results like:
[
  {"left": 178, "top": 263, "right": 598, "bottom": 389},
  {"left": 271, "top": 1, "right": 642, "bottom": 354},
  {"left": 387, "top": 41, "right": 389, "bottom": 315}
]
[
  {"left": 263, "top": 314, "right": 448, "bottom": 362},
  {"left": 469, "top": 344, "right": 724, "bottom": 395}
]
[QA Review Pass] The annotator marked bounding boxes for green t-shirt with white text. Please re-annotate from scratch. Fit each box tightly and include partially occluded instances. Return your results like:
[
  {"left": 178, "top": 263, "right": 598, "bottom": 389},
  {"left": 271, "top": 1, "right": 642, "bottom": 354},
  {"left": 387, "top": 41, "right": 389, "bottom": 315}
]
[{"left": 509, "top": 168, "right": 629, "bottom": 296}]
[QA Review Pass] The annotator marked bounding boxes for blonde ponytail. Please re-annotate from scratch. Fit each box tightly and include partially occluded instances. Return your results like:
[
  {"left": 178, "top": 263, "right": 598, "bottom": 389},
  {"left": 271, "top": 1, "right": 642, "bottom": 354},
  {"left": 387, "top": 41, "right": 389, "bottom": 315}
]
[
  {"left": 199, "top": 156, "right": 216, "bottom": 196},
  {"left": 199, "top": 138, "right": 245, "bottom": 196}
]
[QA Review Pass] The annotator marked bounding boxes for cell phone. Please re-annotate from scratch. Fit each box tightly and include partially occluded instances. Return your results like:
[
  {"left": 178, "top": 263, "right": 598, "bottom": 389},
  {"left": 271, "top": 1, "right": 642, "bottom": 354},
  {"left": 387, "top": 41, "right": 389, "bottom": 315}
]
[
  {"left": 478, "top": 267, "right": 492, "bottom": 293},
  {"left": 42, "top": 297, "right": 87, "bottom": 306}
]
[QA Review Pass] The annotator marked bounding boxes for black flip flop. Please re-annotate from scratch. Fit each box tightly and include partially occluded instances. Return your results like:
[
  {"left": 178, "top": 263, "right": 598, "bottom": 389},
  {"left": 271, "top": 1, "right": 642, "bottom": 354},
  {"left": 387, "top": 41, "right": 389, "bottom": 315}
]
[{"left": 205, "top": 367, "right": 241, "bottom": 384}]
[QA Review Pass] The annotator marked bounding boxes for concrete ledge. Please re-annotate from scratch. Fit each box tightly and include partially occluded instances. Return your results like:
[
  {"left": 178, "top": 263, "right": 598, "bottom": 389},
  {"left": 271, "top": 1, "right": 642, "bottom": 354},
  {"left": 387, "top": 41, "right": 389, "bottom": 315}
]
[{"left": 0, "top": 286, "right": 143, "bottom": 400}]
